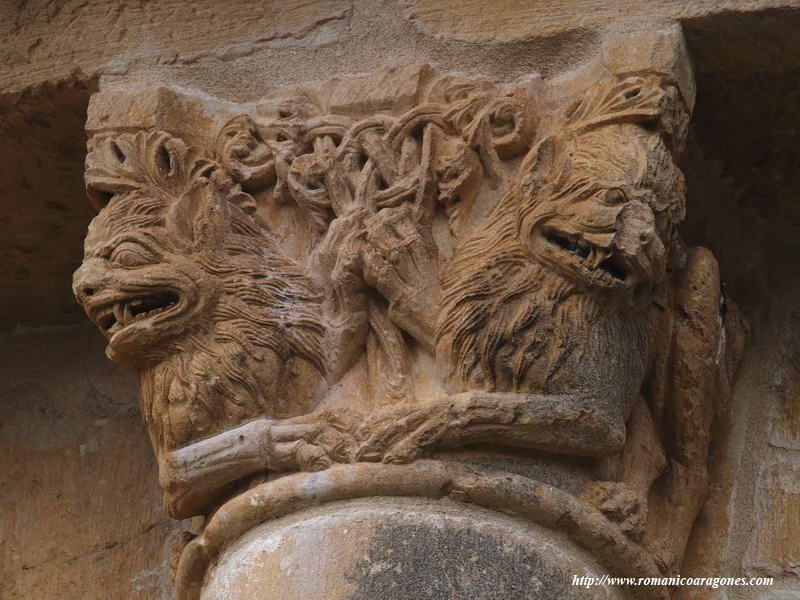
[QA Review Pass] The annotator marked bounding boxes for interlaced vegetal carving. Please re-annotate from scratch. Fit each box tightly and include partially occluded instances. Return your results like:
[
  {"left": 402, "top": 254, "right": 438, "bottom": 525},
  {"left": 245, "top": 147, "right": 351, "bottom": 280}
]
[{"left": 74, "top": 67, "right": 744, "bottom": 586}]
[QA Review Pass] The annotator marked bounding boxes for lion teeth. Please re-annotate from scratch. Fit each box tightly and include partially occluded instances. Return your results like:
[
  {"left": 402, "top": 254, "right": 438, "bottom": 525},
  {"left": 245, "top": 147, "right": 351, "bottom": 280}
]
[
  {"left": 588, "top": 247, "right": 608, "bottom": 270},
  {"left": 103, "top": 294, "right": 180, "bottom": 334}
]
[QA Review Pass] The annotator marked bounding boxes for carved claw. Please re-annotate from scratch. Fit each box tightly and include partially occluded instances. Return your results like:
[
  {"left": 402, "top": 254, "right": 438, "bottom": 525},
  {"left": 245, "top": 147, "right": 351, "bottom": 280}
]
[
  {"left": 582, "top": 481, "right": 646, "bottom": 542},
  {"left": 169, "top": 531, "right": 197, "bottom": 582},
  {"left": 361, "top": 205, "right": 440, "bottom": 349},
  {"left": 356, "top": 403, "right": 448, "bottom": 463},
  {"left": 269, "top": 419, "right": 359, "bottom": 472},
  {"left": 294, "top": 442, "right": 334, "bottom": 471},
  {"left": 316, "top": 210, "right": 368, "bottom": 280}
]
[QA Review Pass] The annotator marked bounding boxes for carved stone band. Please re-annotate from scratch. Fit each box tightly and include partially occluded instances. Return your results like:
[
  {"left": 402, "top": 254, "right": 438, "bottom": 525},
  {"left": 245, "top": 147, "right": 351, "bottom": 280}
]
[{"left": 177, "top": 461, "right": 666, "bottom": 600}]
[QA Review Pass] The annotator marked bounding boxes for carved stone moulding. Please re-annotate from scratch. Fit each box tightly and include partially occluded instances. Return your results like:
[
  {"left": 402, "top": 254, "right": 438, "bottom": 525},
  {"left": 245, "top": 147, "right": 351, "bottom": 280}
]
[
  {"left": 181, "top": 461, "right": 663, "bottom": 600},
  {"left": 73, "top": 24, "right": 745, "bottom": 599}
]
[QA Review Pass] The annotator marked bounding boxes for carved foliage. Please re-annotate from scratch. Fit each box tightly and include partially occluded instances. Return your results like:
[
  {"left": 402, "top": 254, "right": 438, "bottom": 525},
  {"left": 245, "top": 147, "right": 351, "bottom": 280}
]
[{"left": 214, "top": 77, "right": 537, "bottom": 242}]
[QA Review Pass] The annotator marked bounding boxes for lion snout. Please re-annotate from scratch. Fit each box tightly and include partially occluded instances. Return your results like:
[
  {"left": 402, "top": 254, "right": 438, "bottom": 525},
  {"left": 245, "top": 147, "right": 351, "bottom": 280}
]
[
  {"left": 72, "top": 258, "right": 114, "bottom": 306},
  {"left": 611, "top": 202, "right": 665, "bottom": 279},
  {"left": 612, "top": 203, "right": 655, "bottom": 255}
]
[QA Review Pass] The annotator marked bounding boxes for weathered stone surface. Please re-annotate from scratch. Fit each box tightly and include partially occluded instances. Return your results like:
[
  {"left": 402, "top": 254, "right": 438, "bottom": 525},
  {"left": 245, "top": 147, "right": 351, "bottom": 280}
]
[
  {"left": 0, "top": 78, "right": 97, "bottom": 330},
  {"left": 693, "top": 295, "right": 800, "bottom": 599},
  {"left": 682, "top": 8, "right": 800, "bottom": 253},
  {"left": 768, "top": 309, "right": 800, "bottom": 452},
  {"left": 0, "top": 324, "right": 178, "bottom": 599},
  {"left": 86, "top": 87, "right": 245, "bottom": 151},
  {"left": 202, "top": 498, "right": 626, "bottom": 600},
  {"left": 324, "top": 63, "right": 435, "bottom": 115},
  {"left": 745, "top": 462, "right": 800, "bottom": 577},
  {"left": 0, "top": 0, "right": 352, "bottom": 93},
  {"left": 403, "top": 0, "right": 799, "bottom": 42}
]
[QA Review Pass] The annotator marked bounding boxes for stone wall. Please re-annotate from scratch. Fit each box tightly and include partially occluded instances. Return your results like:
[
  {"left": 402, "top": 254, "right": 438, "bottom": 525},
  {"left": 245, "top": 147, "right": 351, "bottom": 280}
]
[
  {"left": 0, "top": 324, "right": 178, "bottom": 599},
  {"left": 1, "top": 1, "right": 799, "bottom": 599}
]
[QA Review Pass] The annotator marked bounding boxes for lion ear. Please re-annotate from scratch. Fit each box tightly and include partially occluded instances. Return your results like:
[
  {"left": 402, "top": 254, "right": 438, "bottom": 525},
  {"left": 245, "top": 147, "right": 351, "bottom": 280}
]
[
  {"left": 565, "top": 75, "right": 690, "bottom": 156},
  {"left": 516, "top": 137, "right": 558, "bottom": 192},
  {"left": 167, "top": 181, "right": 230, "bottom": 250}
]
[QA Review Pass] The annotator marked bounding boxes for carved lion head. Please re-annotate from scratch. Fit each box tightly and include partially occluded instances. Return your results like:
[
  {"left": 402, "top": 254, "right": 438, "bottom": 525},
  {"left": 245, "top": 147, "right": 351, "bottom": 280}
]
[
  {"left": 516, "top": 77, "right": 688, "bottom": 305},
  {"left": 73, "top": 131, "right": 325, "bottom": 449},
  {"left": 437, "top": 76, "right": 690, "bottom": 400}
]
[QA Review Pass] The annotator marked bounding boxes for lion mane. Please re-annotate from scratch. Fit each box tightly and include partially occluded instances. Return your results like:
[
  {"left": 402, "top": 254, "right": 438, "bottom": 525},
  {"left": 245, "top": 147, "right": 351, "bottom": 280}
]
[
  {"left": 436, "top": 76, "right": 688, "bottom": 399},
  {"left": 84, "top": 131, "right": 326, "bottom": 451}
]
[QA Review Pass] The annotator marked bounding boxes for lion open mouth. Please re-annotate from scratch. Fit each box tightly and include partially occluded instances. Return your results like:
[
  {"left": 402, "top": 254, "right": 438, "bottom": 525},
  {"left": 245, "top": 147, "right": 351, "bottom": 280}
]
[
  {"left": 543, "top": 231, "right": 629, "bottom": 285},
  {"left": 93, "top": 291, "right": 181, "bottom": 338}
]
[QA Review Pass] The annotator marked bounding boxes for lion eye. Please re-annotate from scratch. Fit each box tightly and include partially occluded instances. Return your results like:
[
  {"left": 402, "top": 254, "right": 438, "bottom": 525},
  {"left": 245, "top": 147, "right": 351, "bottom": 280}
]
[
  {"left": 110, "top": 243, "right": 157, "bottom": 268},
  {"left": 602, "top": 189, "right": 627, "bottom": 206}
]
